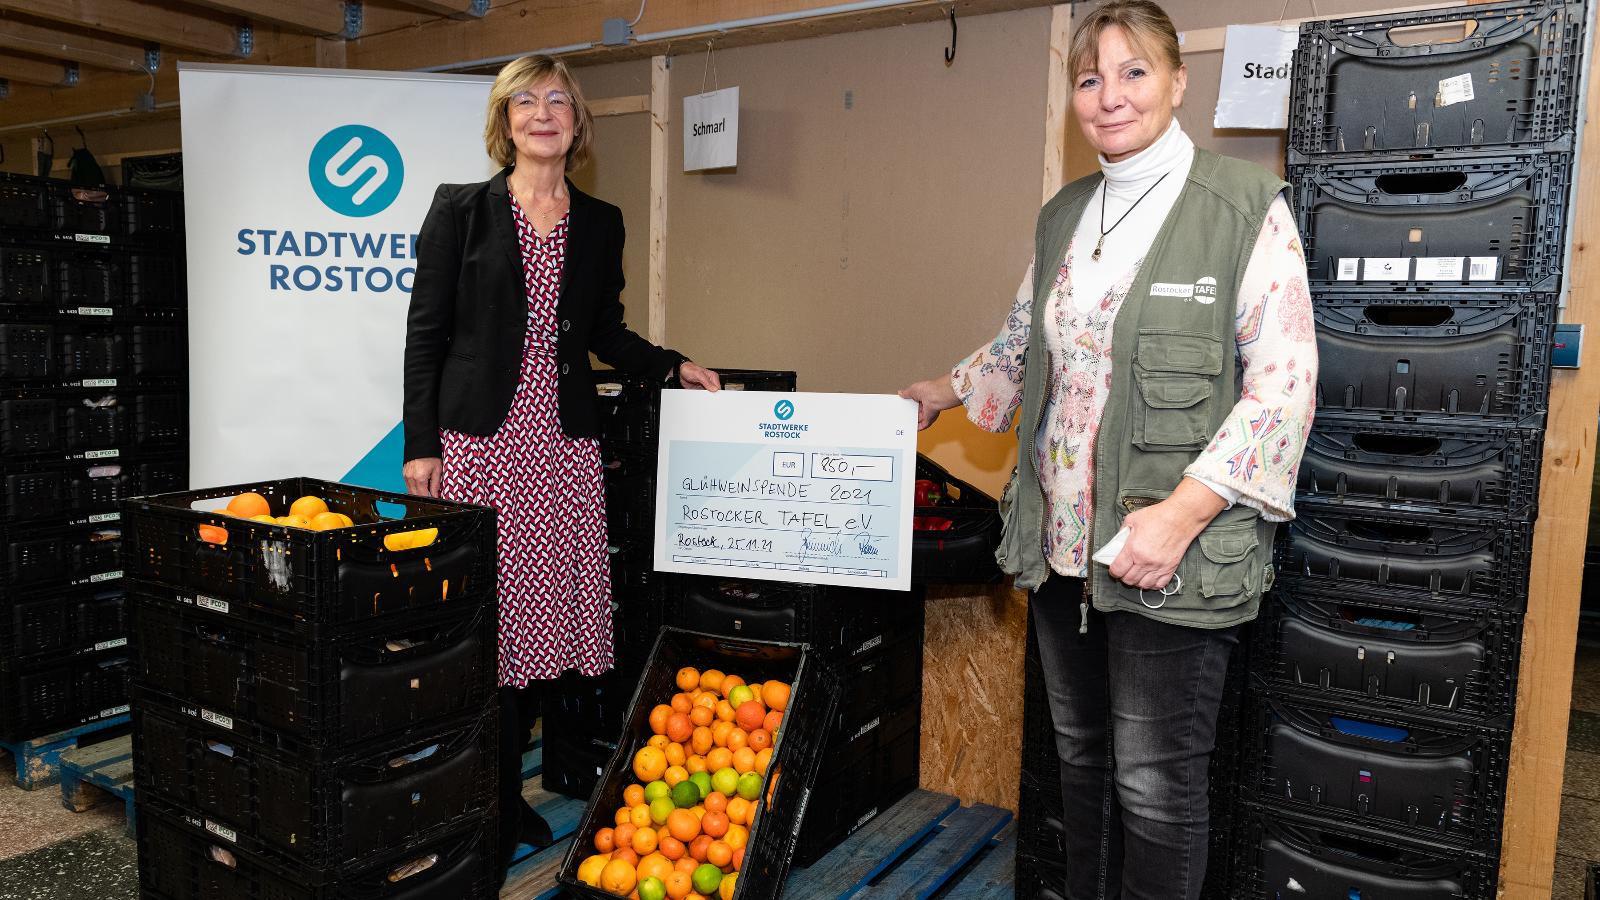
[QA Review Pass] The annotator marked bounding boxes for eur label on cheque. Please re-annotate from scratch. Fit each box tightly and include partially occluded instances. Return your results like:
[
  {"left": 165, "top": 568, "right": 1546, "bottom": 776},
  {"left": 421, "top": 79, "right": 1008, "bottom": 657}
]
[{"left": 653, "top": 390, "right": 917, "bottom": 591}]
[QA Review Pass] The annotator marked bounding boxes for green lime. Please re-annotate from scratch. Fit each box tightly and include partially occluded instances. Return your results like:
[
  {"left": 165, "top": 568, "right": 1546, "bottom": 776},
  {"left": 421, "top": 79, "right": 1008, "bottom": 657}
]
[
  {"left": 693, "top": 863, "right": 723, "bottom": 895},
  {"left": 689, "top": 771, "right": 712, "bottom": 799},
  {"left": 711, "top": 767, "right": 739, "bottom": 796},
  {"left": 638, "top": 876, "right": 667, "bottom": 900},
  {"left": 727, "top": 684, "right": 754, "bottom": 708},
  {"left": 649, "top": 796, "right": 676, "bottom": 825},
  {"left": 736, "top": 771, "right": 762, "bottom": 801},
  {"left": 671, "top": 780, "right": 700, "bottom": 809},
  {"left": 643, "top": 780, "right": 671, "bottom": 803}
]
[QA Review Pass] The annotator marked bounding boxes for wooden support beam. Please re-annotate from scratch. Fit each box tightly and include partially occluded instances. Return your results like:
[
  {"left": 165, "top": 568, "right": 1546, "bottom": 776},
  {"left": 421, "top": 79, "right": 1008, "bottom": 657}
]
[
  {"left": 182, "top": 0, "right": 349, "bottom": 37},
  {"left": 1041, "top": 3, "right": 1071, "bottom": 202},
  {"left": 647, "top": 55, "right": 667, "bottom": 347},
  {"left": 0, "top": 0, "right": 251, "bottom": 57},
  {"left": 591, "top": 94, "right": 648, "bottom": 117},
  {"left": 389, "top": 0, "right": 487, "bottom": 17},
  {"left": 0, "top": 55, "right": 77, "bottom": 87},
  {"left": 314, "top": 36, "right": 348, "bottom": 68},
  {"left": 0, "top": 16, "right": 147, "bottom": 73}
]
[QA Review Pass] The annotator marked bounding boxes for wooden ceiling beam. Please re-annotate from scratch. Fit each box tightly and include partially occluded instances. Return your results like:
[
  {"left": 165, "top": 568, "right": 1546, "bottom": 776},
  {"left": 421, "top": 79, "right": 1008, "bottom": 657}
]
[
  {"left": 0, "top": 54, "right": 78, "bottom": 86},
  {"left": 0, "top": 0, "right": 253, "bottom": 57},
  {"left": 0, "top": 16, "right": 149, "bottom": 73},
  {"left": 387, "top": 0, "right": 487, "bottom": 17},
  {"left": 180, "top": 0, "right": 350, "bottom": 37}
]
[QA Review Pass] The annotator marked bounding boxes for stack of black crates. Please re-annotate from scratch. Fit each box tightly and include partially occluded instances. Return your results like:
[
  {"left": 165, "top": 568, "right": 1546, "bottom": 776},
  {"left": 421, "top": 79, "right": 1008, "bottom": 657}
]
[
  {"left": 542, "top": 369, "right": 805, "bottom": 800},
  {"left": 122, "top": 478, "right": 502, "bottom": 899},
  {"left": 0, "top": 173, "right": 187, "bottom": 743},
  {"left": 1231, "top": 3, "right": 1586, "bottom": 897}
]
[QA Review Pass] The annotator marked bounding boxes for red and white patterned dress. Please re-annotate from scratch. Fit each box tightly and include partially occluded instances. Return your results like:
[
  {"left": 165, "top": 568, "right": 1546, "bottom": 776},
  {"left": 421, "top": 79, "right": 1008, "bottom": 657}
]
[{"left": 439, "top": 196, "right": 614, "bottom": 687}]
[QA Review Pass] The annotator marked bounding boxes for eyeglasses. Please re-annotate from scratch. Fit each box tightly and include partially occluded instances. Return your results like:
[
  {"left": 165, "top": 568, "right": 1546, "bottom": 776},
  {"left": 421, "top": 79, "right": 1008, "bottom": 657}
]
[{"left": 510, "top": 90, "right": 573, "bottom": 115}]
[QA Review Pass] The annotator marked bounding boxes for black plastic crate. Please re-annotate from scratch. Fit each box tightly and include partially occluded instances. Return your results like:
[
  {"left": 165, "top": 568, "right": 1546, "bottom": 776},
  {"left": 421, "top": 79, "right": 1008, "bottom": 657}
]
[
  {"left": 668, "top": 574, "right": 925, "bottom": 662},
  {"left": 0, "top": 247, "right": 49, "bottom": 304},
  {"left": 2, "top": 520, "right": 121, "bottom": 588},
  {"left": 59, "top": 323, "right": 129, "bottom": 380},
  {"left": 55, "top": 253, "right": 124, "bottom": 307},
  {"left": 0, "top": 397, "right": 60, "bottom": 455},
  {"left": 0, "top": 646, "right": 130, "bottom": 741},
  {"left": 1, "top": 454, "right": 172, "bottom": 525},
  {"left": 133, "top": 703, "right": 495, "bottom": 870},
  {"left": 132, "top": 391, "right": 184, "bottom": 446},
  {"left": 1289, "top": 0, "right": 1586, "bottom": 158},
  {"left": 0, "top": 322, "right": 54, "bottom": 377},
  {"left": 591, "top": 367, "right": 798, "bottom": 446},
  {"left": 0, "top": 176, "right": 51, "bottom": 230},
  {"left": 136, "top": 809, "right": 496, "bottom": 900},
  {"left": 1293, "top": 151, "right": 1571, "bottom": 289},
  {"left": 1253, "top": 584, "right": 1521, "bottom": 724},
  {"left": 1277, "top": 508, "right": 1531, "bottom": 607},
  {"left": 123, "top": 192, "right": 181, "bottom": 237},
  {"left": 122, "top": 476, "right": 496, "bottom": 627},
  {"left": 541, "top": 666, "right": 644, "bottom": 801},
  {"left": 53, "top": 185, "right": 119, "bottom": 236},
  {"left": 556, "top": 627, "right": 840, "bottom": 900},
  {"left": 1312, "top": 292, "right": 1553, "bottom": 423},
  {"left": 1232, "top": 803, "right": 1496, "bottom": 899},
  {"left": 1242, "top": 691, "right": 1509, "bottom": 849},
  {"left": 912, "top": 454, "right": 1001, "bottom": 584},
  {"left": 793, "top": 713, "right": 920, "bottom": 866},
  {"left": 131, "top": 324, "right": 183, "bottom": 375},
  {"left": 126, "top": 253, "right": 182, "bottom": 307},
  {"left": 1299, "top": 414, "right": 1543, "bottom": 518},
  {"left": 129, "top": 592, "right": 495, "bottom": 753},
  {"left": 0, "top": 585, "right": 126, "bottom": 662}
]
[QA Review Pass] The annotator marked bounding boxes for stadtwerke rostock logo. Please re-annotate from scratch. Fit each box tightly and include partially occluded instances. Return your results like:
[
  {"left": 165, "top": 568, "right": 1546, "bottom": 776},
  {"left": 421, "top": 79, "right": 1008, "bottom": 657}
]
[
  {"left": 773, "top": 399, "right": 795, "bottom": 421},
  {"left": 308, "top": 124, "right": 405, "bottom": 218}
]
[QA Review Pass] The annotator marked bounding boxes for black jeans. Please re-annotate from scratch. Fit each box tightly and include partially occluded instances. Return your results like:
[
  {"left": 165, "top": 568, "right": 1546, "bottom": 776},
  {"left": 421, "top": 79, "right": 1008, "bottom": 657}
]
[
  {"left": 1031, "top": 576, "right": 1239, "bottom": 900},
  {"left": 497, "top": 680, "right": 544, "bottom": 874}
]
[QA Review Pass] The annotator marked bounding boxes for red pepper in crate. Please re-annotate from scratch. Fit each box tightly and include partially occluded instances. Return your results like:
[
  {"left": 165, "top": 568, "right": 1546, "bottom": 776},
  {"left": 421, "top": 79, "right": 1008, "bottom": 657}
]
[
  {"left": 914, "top": 479, "right": 944, "bottom": 507},
  {"left": 913, "top": 516, "right": 955, "bottom": 531}
]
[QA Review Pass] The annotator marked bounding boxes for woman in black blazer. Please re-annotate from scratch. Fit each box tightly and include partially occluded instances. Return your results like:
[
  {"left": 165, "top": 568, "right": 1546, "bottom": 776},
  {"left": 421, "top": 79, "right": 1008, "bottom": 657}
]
[{"left": 402, "top": 54, "right": 719, "bottom": 878}]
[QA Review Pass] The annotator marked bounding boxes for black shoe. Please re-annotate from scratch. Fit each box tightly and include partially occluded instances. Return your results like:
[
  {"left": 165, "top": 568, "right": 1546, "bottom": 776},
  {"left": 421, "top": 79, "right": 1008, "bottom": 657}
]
[{"left": 518, "top": 802, "right": 554, "bottom": 850}]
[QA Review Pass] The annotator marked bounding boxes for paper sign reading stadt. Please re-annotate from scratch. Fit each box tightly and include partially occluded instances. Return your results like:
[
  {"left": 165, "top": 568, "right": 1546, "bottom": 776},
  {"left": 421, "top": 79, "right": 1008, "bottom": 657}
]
[{"left": 654, "top": 390, "right": 917, "bottom": 591}]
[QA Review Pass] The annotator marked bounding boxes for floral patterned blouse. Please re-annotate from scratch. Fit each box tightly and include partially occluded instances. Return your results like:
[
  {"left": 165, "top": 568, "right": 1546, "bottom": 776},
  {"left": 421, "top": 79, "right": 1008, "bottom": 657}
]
[{"left": 952, "top": 195, "right": 1317, "bottom": 578}]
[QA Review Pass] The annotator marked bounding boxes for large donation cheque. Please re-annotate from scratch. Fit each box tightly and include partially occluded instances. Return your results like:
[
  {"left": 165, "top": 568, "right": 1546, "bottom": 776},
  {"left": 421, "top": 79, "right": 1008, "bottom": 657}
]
[{"left": 652, "top": 391, "right": 918, "bottom": 591}]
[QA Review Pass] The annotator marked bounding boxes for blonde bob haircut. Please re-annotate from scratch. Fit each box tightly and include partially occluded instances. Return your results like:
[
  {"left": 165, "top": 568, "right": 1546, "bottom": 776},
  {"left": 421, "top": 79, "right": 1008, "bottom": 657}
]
[
  {"left": 1067, "top": 0, "right": 1183, "bottom": 82},
  {"left": 483, "top": 55, "right": 596, "bottom": 171}
]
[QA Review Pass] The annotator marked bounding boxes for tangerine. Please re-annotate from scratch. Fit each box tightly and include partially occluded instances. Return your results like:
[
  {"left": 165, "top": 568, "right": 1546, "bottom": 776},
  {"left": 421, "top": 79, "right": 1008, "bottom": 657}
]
[
  {"left": 658, "top": 835, "right": 686, "bottom": 861},
  {"left": 664, "top": 765, "right": 688, "bottom": 787},
  {"left": 635, "top": 746, "right": 667, "bottom": 781},
  {"left": 763, "top": 710, "right": 783, "bottom": 734},
  {"left": 720, "top": 674, "right": 744, "bottom": 694},
  {"left": 276, "top": 514, "right": 311, "bottom": 529},
  {"left": 732, "top": 846, "right": 745, "bottom": 872},
  {"left": 665, "top": 870, "right": 695, "bottom": 899},
  {"left": 289, "top": 496, "right": 328, "bottom": 519},
  {"left": 666, "top": 808, "right": 701, "bottom": 843},
  {"left": 674, "top": 856, "right": 700, "bottom": 875},
  {"left": 615, "top": 807, "right": 632, "bottom": 826},
  {"left": 676, "top": 668, "right": 700, "bottom": 692},
  {"left": 226, "top": 492, "right": 271, "bottom": 518},
  {"left": 615, "top": 823, "right": 638, "bottom": 849},
  {"left": 706, "top": 747, "right": 732, "bottom": 772},
  {"left": 638, "top": 852, "right": 674, "bottom": 883},
  {"left": 706, "top": 840, "right": 732, "bottom": 869},
  {"left": 719, "top": 872, "right": 737, "bottom": 900},
  {"left": 648, "top": 734, "right": 670, "bottom": 751},
  {"left": 632, "top": 826, "right": 659, "bottom": 855},
  {"left": 754, "top": 748, "right": 773, "bottom": 776},
  {"left": 698, "top": 670, "right": 725, "bottom": 695},
  {"left": 734, "top": 701, "right": 766, "bottom": 732},
  {"left": 703, "top": 792, "right": 728, "bottom": 814},
  {"left": 665, "top": 742, "right": 687, "bottom": 768},
  {"left": 631, "top": 803, "right": 654, "bottom": 828},
  {"left": 725, "top": 729, "right": 749, "bottom": 753},
  {"left": 689, "top": 706, "right": 714, "bottom": 728},
  {"left": 686, "top": 752, "right": 709, "bottom": 774},
  {"left": 701, "top": 810, "right": 729, "bottom": 839},
  {"left": 688, "top": 834, "right": 713, "bottom": 862},
  {"left": 670, "top": 693, "right": 694, "bottom": 715},
  {"left": 307, "top": 512, "right": 345, "bottom": 531},
  {"left": 715, "top": 700, "right": 736, "bottom": 723},
  {"left": 578, "top": 853, "right": 611, "bottom": 886},
  {"left": 595, "top": 827, "right": 616, "bottom": 853},
  {"left": 665, "top": 712, "right": 694, "bottom": 743},
  {"left": 649, "top": 705, "right": 673, "bottom": 736},
  {"left": 761, "top": 681, "right": 791, "bottom": 712},
  {"left": 600, "top": 858, "right": 637, "bottom": 894},
  {"left": 726, "top": 798, "right": 751, "bottom": 828},
  {"left": 731, "top": 748, "right": 756, "bottom": 775},
  {"left": 693, "top": 693, "right": 717, "bottom": 712},
  {"left": 249, "top": 514, "right": 276, "bottom": 523},
  {"left": 747, "top": 729, "right": 771, "bottom": 753},
  {"left": 724, "top": 823, "right": 749, "bottom": 851},
  {"left": 612, "top": 847, "right": 640, "bottom": 868}
]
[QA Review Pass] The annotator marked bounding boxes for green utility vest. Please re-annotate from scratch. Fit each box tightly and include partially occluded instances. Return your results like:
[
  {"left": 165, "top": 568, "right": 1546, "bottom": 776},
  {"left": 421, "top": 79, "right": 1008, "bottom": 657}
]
[{"left": 996, "top": 149, "right": 1288, "bottom": 629}]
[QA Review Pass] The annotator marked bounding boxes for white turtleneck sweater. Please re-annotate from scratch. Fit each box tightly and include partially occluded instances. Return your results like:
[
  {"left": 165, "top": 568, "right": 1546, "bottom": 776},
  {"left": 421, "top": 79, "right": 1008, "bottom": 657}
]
[{"left": 951, "top": 123, "right": 1318, "bottom": 579}]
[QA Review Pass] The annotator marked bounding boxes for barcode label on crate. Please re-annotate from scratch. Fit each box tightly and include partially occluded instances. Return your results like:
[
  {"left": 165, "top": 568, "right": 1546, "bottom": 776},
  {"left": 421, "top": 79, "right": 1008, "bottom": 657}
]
[
  {"left": 1362, "top": 257, "right": 1411, "bottom": 280},
  {"left": 76, "top": 306, "right": 113, "bottom": 317},
  {"left": 84, "top": 449, "right": 119, "bottom": 460},
  {"left": 196, "top": 595, "right": 230, "bottom": 614},
  {"left": 1335, "top": 258, "right": 1361, "bottom": 280},
  {"left": 88, "top": 570, "right": 122, "bottom": 583},
  {"left": 200, "top": 709, "right": 234, "bottom": 730},
  {"left": 87, "top": 513, "right": 120, "bottom": 523},
  {"left": 80, "top": 378, "right": 117, "bottom": 388},
  {"left": 74, "top": 233, "right": 111, "bottom": 245},
  {"left": 852, "top": 716, "right": 881, "bottom": 742},
  {"left": 1438, "top": 73, "right": 1475, "bottom": 107},
  {"left": 854, "top": 807, "right": 880, "bottom": 830},
  {"left": 1414, "top": 257, "right": 1465, "bottom": 281},
  {"left": 854, "top": 634, "right": 883, "bottom": 656},
  {"left": 205, "top": 821, "right": 238, "bottom": 843},
  {"left": 94, "top": 638, "right": 128, "bottom": 652},
  {"left": 1469, "top": 257, "right": 1500, "bottom": 280},
  {"left": 100, "top": 704, "right": 130, "bottom": 718}
]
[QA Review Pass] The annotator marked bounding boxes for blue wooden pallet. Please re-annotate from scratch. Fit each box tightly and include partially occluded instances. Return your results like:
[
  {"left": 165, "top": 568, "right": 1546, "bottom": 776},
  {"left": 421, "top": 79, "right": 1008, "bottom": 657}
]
[
  {"left": 500, "top": 789, "right": 1014, "bottom": 900},
  {"left": 59, "top": 733, "right": 136, "bottom": 835},
  {"left": 0, "top": 714, "right": 130, "bottom": 790}
]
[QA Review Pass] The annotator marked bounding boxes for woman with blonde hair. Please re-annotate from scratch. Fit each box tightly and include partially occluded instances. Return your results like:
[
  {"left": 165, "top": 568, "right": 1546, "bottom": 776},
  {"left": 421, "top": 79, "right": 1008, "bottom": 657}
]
[
  {"left": 903, "top": 2, "right": 1316, "bottom": 896},
  {"left": 403, "top": 55, "right": 720, "bottom": 877}
]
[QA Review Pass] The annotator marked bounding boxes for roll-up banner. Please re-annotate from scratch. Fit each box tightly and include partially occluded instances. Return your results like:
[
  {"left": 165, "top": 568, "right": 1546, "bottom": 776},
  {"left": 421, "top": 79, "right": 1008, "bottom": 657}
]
[{"left": 178, "top": 63, "right": 495, "bottom": 492}]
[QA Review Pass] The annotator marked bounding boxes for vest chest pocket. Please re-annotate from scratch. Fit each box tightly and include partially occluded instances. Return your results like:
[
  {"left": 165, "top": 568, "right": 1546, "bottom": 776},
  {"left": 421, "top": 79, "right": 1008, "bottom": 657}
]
[{"left": 1132, "top": 371, "right": 1213, "bottom": 450}]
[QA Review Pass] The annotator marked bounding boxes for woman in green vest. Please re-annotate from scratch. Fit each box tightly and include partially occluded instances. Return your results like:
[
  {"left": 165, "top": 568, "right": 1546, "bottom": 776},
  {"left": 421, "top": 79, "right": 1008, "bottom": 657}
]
[{"left": 902, "top": 2, "right": 1316, "bottom": 896}]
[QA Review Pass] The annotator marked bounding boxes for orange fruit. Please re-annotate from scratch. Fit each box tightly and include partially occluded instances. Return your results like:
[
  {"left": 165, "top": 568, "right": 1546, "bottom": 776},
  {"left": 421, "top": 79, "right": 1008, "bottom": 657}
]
[
  {"left": 706, "top": 840, "right": 733, "bottom": 869},
  {"left": 638, "top": 852, "right": 674, "bottom": 883},
  {"left": 250, "top": 514, "right": 275, "bottom": 524},
  {"left": 197, "top": 524, "right": 228, "bottom": 545},
  {"left": 666, "top": 808, "right": 701, "bottom": 842},
  {"left": 763, "top": 710, "right": 783, "bottom": 734},
  {"left": 670, "top": 693, "right": 693, "bottom": 715},
  {"left": 726, "top": 798, "right": 750, "bottom": 828},
  {"left": 665, "top": 870, "right": 694, "bottom": 899},
  {"left": 748, "top": 729, "right": 771, "bottom": 753},
  {"left": 698, "top": 670, "right": 725, "bottom": 695},
  {"left": 731, "top": 748, "right": 756, "bottom": 775},
  {"left": 595, "top": 828, "right": 616, "bottom": 853},
  {"left": 690, "top": 706, "right": 714, "bottom": 728},
  {"left": 659, "top": 835, "right": 686, "bottom": 861},
  {"left": 690, "top": 727, "right": 714, "bottom": 757},
  {"left": 578, "top": 853, "right": 611, "bottom": 886},
  {"left": 226, "top": 492, "right": 271, "bottom": 518},
  {"left": 615, "top": 807, "right": 632, "bottom": 826},
  {"left": 719, "top": 873, "right": 737, "bottom": 900},
  {"left": 676, "top": 668, "right": 700, "bottom": 692},
  {"left": 613, "top": 846, "right": 640, "bottom": 868},
  {"left": 724, "top": 823, "right": 748, "bottom": 851},
  {"left": 615, "top": 822, "right": 638, "bottom": 848},
  {"left": 632, "top": 826, "right": 659, "bottom": 855},
  {"left": 703, "top": 792, "right": 727, "bottom": 815},
  {"left": 706, "top": 748, "right": 732, "bottom": 772},
  {"left": 720, "top": 674, "right": 744, "bottom": 693},
  {"left": 734, "top": 701, "right": 765, "bottom": 732},
  {"left": 732, "top": 846, "right": 744, "bottom": 872},
  {"left": 686, "top": 753, "right": 709, "bottom": 774},
  {"left": 715, "top": 700, "right": 736, "bottom": 723},
  {"left": 289, "top": 496, "right": 328, "bottom": 519},
  {"left": 693, "top": 693, "right": 717, "bottom": 712},
  {"left": 761, "top": 681, "right": 790, "bottom": 712},
  {"left": 664, "top": 766, "right": 688, "bottom": 787},
  {"left": 688, "top": 835, "right": 713, "bottom": 862},
  {"left": 276, "top": 514, "right": 311, "bottom": 529},
  {"left": 674, "top": 856, "right": 700, "bottom": 875},
  {"left": 625, "top": 785, "right": 647, "bottom": 808},
  {"left": 711, "top": 722, "right": 734, "bottom": 749},
  {"left": 754, "top": 748, "right": 773, "bottom": 776},
  {"left": 725, "top": 729, "right": 748, "bottom": 753},
  {"left": 650, "top": 705, "right": 673, "bottom": 736},
  {"left": 309, "top": 511, "right": 347, "bottom": 531},
  {"left": 665, "top": 742, "right": 687, "bottom": 768},
  {"left": 630, "top": 804, "right": 653, "bottom": 828},
  {"left": 700, "top": 810, "right": 729, "bottom": 839},
  {"left": 648, "top": 734, "right": 670, "bottom": 751},
  {"left": 666, "top": 713, "right": 694, "bottom": 744},
  {"left": 601, "top": 858, "right": 638, "bottom": 894}
]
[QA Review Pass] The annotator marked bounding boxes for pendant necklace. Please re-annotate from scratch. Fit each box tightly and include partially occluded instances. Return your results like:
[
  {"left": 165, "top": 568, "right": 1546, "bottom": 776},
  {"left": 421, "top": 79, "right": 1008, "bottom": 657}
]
[{"left": 1093, "top": 170, "right": 1171, "bottom": 262}]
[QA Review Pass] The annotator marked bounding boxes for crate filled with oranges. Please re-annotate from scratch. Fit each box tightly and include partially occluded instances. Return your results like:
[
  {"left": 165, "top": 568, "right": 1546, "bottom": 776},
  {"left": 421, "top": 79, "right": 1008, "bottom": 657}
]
[
  {"left": 559, "top": 628, "right": 839, "bottom": 900},
  {"left": 121, "top": 476, "right": 495, "bottom": 627}
]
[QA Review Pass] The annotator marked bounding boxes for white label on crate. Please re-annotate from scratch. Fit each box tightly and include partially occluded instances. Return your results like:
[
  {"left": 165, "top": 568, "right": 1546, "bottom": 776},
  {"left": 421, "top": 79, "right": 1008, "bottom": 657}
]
[
  {"left": 854, "top": 807, "right": 880, "bottom": 830},
  {"left": 88, "top": 570, "right": 122, "bottom": 583},
  {"left": 1413, "top": 257, "right": 1466, "bottom": 281},
  {"left": 99, "top": 705, "right": 131, "bottom": 719},
  {"left": 95, "top": 638, "right": 128, "bottom": 651},
  {"left": 1362, "top": 257, "right": 1412, "bottom": 280},
  {"left": 84, "top": 450, "right": 119, "bottom": 460},
  {"left": 1335, "top": 258, "right": 1361, "bottom": 281},
  {"left": 87, "top": 513, "right": 120, "bottom": 524},
  {"left": 200, "top": 709, "right": 235, "bottom": 730},
  {"left": 81, "top": 378, "right": 117, "bottom": 388},
  {"left": 74, "top": 233, "right": 111, "bottom": 245},
  {"left": 1438, "top": 73, "right": 1475, "bottom": 107},
  {"left": 855, "top": 634, "right": 883, "bottom": 656},
  {"left": 77, "top": 306, "right": 113, "bottom": 317},
  {"left": 197, "top": 595, "right": 230, "bottom": 614},
  {"left": 852, "top": 716, "right": 881, "bottom": 742},
  {"left": 797, "top": 787, "right": 812, "bottom": 824},
  {"left": 205, "top": 821, "right": 238, "bottom": 843},
  {"left": 1469, "top": 256, "right": 1500, "bottom": 281}
]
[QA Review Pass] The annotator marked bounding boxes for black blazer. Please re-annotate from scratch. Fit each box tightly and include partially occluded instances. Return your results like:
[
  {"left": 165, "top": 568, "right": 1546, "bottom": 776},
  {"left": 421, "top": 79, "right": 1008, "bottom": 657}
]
[{"left": 403, "top": 170, "right": 684, "bottom": 461}]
